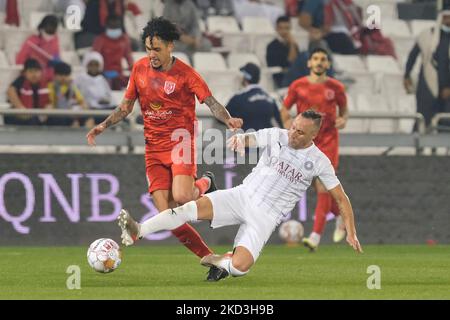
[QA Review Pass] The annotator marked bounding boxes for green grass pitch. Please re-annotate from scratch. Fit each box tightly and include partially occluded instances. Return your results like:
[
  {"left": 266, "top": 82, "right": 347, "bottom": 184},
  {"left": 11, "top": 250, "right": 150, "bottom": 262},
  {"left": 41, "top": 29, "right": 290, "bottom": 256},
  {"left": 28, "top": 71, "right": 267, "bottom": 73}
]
[{"left": 0, "top": 245, "right": 449, "bottom": 299}]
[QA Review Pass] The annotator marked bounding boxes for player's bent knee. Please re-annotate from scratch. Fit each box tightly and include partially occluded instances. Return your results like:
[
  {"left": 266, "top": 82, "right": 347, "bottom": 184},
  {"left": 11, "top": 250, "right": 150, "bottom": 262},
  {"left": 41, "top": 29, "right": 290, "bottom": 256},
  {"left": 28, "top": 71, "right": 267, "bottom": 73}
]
[{"left": 172, "top": 192, "right": 194, "bottom": 205}]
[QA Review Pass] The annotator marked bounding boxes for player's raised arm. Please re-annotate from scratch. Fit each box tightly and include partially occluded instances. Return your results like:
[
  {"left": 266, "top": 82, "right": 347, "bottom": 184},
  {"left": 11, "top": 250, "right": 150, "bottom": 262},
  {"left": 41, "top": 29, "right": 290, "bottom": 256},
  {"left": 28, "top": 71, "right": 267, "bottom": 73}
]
[
  {"left": 86, "top": 97, "right": 136, "bottom": 146},
  {"left": 280, "top": 105, "right": 293, "bottom": 129},
  {"left": 204, "top": 96, "right": 243, "bottom": 130},
  {"left": 328, "top": 184, "right": 363, "bottom": 253}
]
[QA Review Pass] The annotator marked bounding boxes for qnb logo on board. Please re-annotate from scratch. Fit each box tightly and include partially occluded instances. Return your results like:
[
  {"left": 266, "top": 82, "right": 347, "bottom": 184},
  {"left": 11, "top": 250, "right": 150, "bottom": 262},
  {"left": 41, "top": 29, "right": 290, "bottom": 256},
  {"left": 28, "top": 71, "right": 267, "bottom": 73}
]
[{"left": 0, "top": 172, "right": 165, "bottom": 239}]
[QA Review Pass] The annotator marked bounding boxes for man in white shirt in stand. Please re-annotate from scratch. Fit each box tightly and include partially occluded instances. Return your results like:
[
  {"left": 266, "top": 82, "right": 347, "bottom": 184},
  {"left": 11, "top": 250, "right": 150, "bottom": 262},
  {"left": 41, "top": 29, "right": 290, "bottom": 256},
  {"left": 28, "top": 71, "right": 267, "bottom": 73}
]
[{"left": 118, "top": 110, "right": 362, "bottom": 281}]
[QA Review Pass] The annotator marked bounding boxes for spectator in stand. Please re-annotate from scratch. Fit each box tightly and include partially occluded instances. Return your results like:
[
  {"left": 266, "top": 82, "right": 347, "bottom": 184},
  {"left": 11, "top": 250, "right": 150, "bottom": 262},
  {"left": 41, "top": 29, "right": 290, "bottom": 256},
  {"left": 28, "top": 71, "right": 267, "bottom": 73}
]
[
  {"left": 323, "top": 0, "right": 396, "bottom": 57},
  {"left": 226, "top": 63, "right": 283, "bottom": 131},
  {"left": 404, "top": 9, "right": 450, "bottom": 129},
  {"left": 322, "top": 0, "right": 361, "bottom": 55},
  {"left": 75, "top": 51, "right": 115, "bottom": 124},
  {"left": 5, "top": 59, "right": 51, "bottom": 125},
  {"left": 92, "top": 14, "right": 134, "bottom": 90},
  {"left": 16, "top": 15, "right": 60, "bottom": 82},
  {"left": 48, "top": 62, "right": 93, "bottom": 127},
  {"left": 163, "top": 0, "right": 212, "bottom": 57},
  {"left": 75, "top": 0, "right": 142, "bottom": 50},
  {"left": 266, "top": 16, "right": 300, "bottom": 88}
]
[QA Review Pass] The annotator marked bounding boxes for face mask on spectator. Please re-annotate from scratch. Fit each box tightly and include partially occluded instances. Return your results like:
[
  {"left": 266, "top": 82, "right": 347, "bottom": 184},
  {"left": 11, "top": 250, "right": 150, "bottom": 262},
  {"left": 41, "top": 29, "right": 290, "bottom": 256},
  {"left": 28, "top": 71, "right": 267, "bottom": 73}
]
[
  {"left": 106, "top": 28, "right": 123, "bottom": 39},
  {"left": 442, "top": 25, "right": 450, "bottom": 33},
  {"left": 42, "top": 31, "right": 56, "bottom": 41}
]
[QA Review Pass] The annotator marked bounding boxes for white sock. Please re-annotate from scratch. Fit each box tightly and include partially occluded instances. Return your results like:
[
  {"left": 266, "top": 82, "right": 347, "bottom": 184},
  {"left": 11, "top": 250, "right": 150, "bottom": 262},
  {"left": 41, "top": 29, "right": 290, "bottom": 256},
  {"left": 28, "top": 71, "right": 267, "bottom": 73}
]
[
  {"left": 229, "top": 261, "right": 248, "bottom": 277},
  {"left": 310, "top": 232, "right": 321, "bottom": 245},
  {"left": 139, "top": 201, "right": 198, "bottom": 238},
  {"left": 217, "top": 257, "right": 249, "bottom": 277}
]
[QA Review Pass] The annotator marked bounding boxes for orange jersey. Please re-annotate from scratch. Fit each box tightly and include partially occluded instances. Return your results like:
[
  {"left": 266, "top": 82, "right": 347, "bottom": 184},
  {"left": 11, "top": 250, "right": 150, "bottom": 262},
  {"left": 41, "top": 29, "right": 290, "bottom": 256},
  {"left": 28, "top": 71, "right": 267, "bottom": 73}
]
[
  {"left": 125, "top": 57, "right": 212, "bottom": 152},
  {"left": 283, "top": 76, "right": 346, "bottom": 146}
]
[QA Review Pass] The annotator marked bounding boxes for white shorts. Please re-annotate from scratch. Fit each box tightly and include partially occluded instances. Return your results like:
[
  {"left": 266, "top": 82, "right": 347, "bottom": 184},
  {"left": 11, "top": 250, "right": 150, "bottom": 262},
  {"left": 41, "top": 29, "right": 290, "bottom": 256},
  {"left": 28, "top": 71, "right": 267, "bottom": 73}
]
[{"left": 205, "top": 185, "right": 279, "bottom": 262}]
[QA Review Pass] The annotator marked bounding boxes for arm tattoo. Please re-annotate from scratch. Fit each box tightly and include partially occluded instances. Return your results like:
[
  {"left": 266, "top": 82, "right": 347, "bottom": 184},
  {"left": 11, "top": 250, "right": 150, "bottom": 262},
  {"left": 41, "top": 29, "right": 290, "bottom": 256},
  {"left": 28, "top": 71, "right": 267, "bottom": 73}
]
[
  {"left": 204, "top": 96, "right": 231, "bottom": 124},
  {"left": 103, "top": 98, "right": 135, "bottom": 129}
]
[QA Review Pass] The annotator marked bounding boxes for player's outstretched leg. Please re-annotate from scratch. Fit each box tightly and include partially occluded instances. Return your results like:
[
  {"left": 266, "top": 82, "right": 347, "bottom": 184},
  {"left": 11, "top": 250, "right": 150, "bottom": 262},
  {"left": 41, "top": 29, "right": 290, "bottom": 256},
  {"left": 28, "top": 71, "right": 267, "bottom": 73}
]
[
  {"left": 200, "top": 247, "right": 252, "bottom": 282},
  {"left": 118, "top": 209, "right": 141, "bottom": 246}
]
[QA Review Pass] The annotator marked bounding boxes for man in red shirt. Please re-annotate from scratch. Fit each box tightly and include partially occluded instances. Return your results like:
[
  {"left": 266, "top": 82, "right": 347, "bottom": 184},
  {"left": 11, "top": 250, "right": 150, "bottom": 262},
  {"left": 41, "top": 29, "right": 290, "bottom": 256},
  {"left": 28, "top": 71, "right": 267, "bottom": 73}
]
[
  {"left": 281, "top": 48, "right": 349, "bottom": 251},
  {"left": 92, "top": 15, "right": 134, "bottom": 90},
  {"left": 86, "top": 17, "right": 242, "bottom": 281}
]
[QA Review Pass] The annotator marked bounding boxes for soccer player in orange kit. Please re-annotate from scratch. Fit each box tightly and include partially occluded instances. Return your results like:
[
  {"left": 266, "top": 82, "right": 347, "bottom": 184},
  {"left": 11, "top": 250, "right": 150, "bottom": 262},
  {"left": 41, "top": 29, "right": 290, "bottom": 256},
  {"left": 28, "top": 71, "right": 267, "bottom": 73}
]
[
  {"left": 280, "top": 48, "right": 349, "bottom": 251},
  {"left": 86, "top": 17, "right": 243, "bottom": 280}
]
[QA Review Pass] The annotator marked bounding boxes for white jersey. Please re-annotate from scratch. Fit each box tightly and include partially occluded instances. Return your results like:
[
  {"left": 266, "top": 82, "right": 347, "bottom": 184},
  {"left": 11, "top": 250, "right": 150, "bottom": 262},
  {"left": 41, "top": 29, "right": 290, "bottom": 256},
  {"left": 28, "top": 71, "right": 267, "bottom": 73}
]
[{"left": 242, "top": 128, "right": 340, "bottom": 220}]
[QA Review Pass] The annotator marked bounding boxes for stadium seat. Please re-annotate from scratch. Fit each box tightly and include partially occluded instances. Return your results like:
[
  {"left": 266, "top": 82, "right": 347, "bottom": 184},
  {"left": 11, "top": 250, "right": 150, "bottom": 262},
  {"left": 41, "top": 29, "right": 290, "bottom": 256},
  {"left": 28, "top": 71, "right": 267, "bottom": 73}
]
[
  {"left": 0, "top": 66, "right": 21, "bottom": 103},
  {"left": 392, "top": 36, "right": 415, "bottom": 66},
  {"left": 290, "top": 17, "right": 308, "bottom": 36},
  {"left": 227, "top": 53, "right": 261, "bottom": 69},
  {"left": 396, "top": 94, "right": 417, "bottom": 133},
  {"left": 366, "top": 55, "right": 402, "bottom": 75},
  {"left": 0, "top": 50, "right": 9, "bottom": 67},
  {"left": 28, "top": 12, "right": 53, "bottom": 29},
  {"left": 111, "top": 90, "right": 125, "bottom": 106},
  {"left": 242, "top": 17, "right": 275, "bottom": 34},
  {"left": 193, "top": 52, "right": 227, "bottom": 71},
  {"left": 61, "top": 51, "right": 80, "bottom": 66},
  {"left": 3, "top": 29, "right": 34, "bottom": 65},
  {"left": 381, "top": 19, "right": 411, "bottom": 38},
  {"left": 341, "top": 94, "right": 370, "bottom": 133},
  {"left": 333, "top": 54, "right": 367, "bottom": 73},
  {"left": 359, "top": 94, "right": 396, "bottom": 133},
  {"left": 410, "top": 19, "right": 435, "bottom": 37},
  {"left": 252, "top": 34, "right": 277, "bottom": 67},
  {"left": 222, "top": 33, "right": 253, "bottom": 53},
  {"left": 59, "top": 30, "right": 76, "bottom": 51},
  {"left": 356, "top": 0, "right": 398, "bottom": 20},
  {"left": 346, "top": 72, "right": 377, "bottom": 96},
  {"left": 173, "top": 52, "right": 191, "bottom": 66},
  {"left": 380, "top": 73, "right": 408, "bottom": 110},
  {"left": 376, "top": 1, "right": 399, "bottom": 20},
  {"left": 207, "top": 16, "right": 240, "bottom": 33}
]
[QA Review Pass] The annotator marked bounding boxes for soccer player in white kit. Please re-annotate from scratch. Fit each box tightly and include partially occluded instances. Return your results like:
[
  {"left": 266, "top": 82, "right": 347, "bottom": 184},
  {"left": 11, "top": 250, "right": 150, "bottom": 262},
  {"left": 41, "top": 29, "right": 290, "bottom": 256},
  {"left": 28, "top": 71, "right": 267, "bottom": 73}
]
[{"left": 118, "top": 110, "right": 362, "bottom": 281}]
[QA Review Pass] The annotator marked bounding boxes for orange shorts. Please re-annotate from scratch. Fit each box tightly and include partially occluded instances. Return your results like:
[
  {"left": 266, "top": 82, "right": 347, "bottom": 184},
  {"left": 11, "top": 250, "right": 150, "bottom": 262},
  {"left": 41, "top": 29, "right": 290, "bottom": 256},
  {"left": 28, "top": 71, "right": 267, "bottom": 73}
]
[{"left": 144, "top": 144, "right": 197, "bottom": 193}]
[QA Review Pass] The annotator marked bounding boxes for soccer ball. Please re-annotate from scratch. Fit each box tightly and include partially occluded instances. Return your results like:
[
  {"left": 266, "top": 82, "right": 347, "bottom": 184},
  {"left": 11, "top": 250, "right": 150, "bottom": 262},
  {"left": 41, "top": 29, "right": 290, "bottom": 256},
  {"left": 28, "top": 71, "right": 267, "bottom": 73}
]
[
  {"left": 278, "top": 220, "right": 304, "bottom": 244},
  {"left": 87, "top": 238, "right": 122, "bottom": 273}
]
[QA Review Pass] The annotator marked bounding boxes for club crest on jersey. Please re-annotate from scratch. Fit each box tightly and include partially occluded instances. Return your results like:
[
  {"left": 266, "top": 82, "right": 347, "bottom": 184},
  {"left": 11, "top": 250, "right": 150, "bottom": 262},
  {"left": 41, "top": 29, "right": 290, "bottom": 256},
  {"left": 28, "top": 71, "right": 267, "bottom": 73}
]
[
  {"left": 164, "top": 81, "right": 176, "bottom": 95},
  {"left": 324, "top": 89, "right": 335, "bottom": 100},
  {"left": 304, "top": 161, "right": 314, "bottom": 171}
]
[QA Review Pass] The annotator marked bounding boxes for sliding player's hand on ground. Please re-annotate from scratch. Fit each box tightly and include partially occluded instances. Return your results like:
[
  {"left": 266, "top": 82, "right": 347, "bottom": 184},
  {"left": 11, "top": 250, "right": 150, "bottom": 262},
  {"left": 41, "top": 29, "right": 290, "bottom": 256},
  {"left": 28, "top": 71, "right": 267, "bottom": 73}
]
[
  {"left": 226, "top": 117, "right": 243, "bottom": 131},
  {"left": 86, "top": 124, "right": 106, "bottom": 146},
  {"left": 347, "top": 233, "right": 363, "bottom": 253},
  {"left": 227, "top": 134, "right": 245, "bottom": 156}
]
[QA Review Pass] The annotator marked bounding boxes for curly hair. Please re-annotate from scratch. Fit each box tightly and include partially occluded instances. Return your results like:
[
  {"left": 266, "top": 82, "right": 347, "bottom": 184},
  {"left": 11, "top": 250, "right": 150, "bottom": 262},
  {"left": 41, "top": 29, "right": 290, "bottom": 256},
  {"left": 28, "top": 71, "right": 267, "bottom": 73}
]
[{"left": 141, "top": 17, "right": 181, "bottom": 45}]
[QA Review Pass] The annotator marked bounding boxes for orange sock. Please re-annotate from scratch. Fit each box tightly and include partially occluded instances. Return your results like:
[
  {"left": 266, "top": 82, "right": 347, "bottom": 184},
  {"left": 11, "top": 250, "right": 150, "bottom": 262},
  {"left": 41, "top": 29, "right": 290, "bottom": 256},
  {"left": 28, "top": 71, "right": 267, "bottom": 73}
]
[
  {"left": 194, "top": 177, "right": 210, "bottom": 195},
  {"left": 172, "top": 223, "right": 212, "bottom": 258}
]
